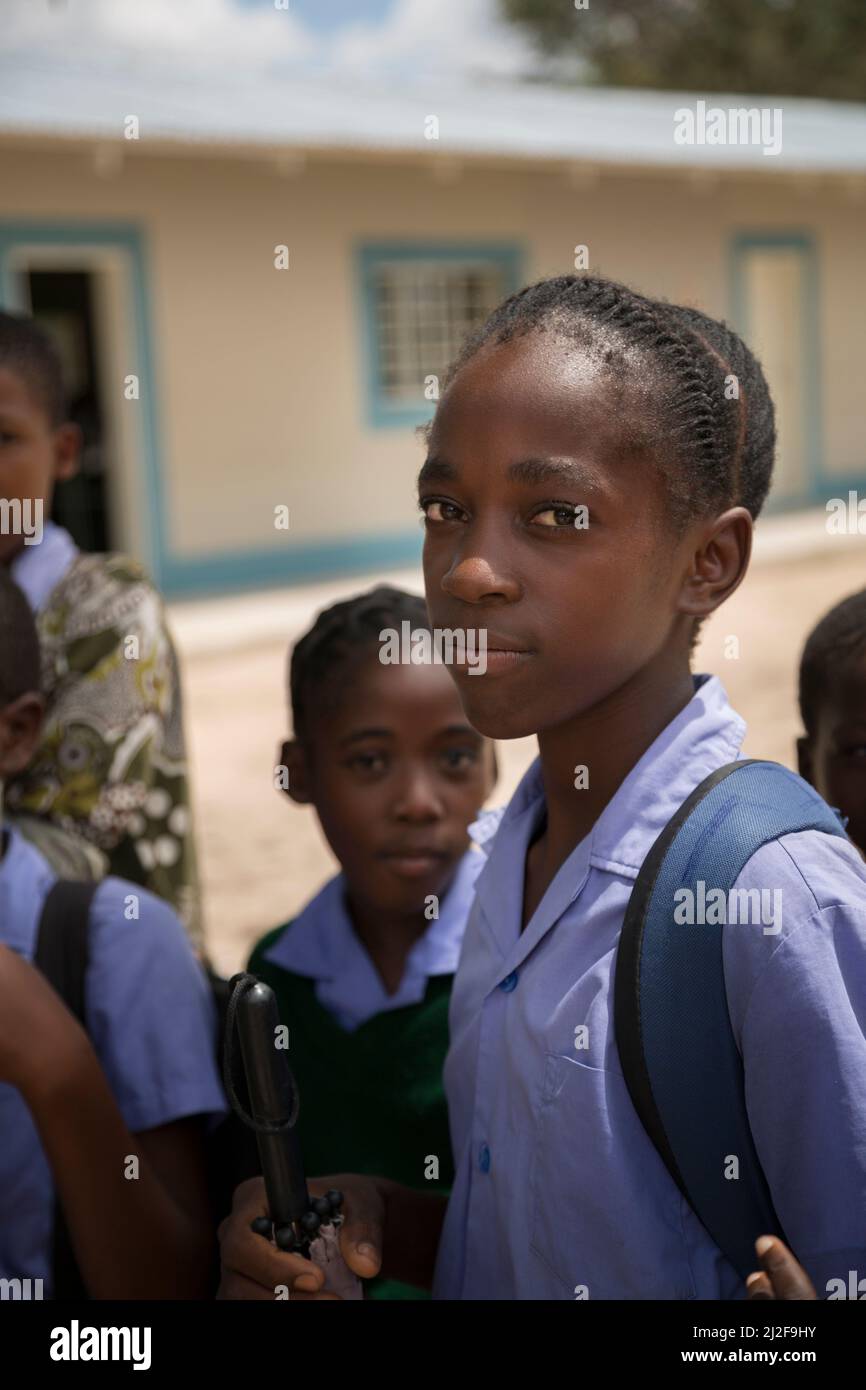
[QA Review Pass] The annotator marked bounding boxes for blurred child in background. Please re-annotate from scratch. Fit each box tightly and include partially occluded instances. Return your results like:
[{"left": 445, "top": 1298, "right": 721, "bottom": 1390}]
[
  {"left": 797, "top": 587, "right": 866, "bottom": 857},
  {"left": 0, "top": 569, "right": 223, "bottom": 1298},
  {"left": 247, "top": 586, "right": 496, "bottom": 1298},
  {"left": 0, "top": 310, "right": 202, "bottom": 947}
]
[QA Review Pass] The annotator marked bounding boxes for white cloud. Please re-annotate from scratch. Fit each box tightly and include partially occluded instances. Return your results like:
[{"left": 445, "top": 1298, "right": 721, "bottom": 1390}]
[
  {"left": 1, "top": 0, "right": 534, "bottom": 80},
  {"left": 3, "top": 0, "right": 315, "bottom": 72},
  {"left": 325, "top": 0, "right": 534, "bottom": 80}
]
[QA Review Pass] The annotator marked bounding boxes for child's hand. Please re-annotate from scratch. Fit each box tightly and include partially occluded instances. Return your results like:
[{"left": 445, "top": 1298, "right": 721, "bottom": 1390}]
[
  {"left": 746, "top": 1236, "right": 818, "bottom": 1300},
  {"left": 218, "top": 1174, "right": 385, "bottom": 1301},
  {"left": 0, "top": 945, "right": 86, "bottom": 1092}
]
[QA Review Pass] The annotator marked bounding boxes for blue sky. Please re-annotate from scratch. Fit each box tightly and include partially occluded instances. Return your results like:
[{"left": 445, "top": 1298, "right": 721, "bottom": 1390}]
[{"left": 236, "top": 0, "right": 396, "bottom": 32}]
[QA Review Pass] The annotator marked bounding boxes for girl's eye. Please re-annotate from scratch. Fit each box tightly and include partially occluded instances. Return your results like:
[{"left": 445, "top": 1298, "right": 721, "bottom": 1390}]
[
  {"left": 346, "top": 752, "right": 387, "bottom": 775},
  {"left": 532, "top": 505, "right": 580, "bottom": 529},
  {"left": 438, "top": 747, "right": 479, "bottom": 774},
  {"left": 420, "top": 499, "right": 465, "bottom": 524}
]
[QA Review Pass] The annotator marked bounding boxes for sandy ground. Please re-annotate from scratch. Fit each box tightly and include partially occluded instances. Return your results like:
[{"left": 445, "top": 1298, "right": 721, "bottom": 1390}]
[{"left": 175, "top": 528, "right": 865, "bottom": 975}]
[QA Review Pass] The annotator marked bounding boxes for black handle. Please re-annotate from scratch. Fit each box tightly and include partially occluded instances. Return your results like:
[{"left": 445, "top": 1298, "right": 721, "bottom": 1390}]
[{"left": 234, "top": 979, "right": 309, "bottom": 1229}]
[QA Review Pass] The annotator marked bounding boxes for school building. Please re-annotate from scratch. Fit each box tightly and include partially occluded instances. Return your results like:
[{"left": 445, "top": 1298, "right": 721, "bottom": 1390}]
[{"left": 1, "top": 67, "right": 865, "bottom": 598}]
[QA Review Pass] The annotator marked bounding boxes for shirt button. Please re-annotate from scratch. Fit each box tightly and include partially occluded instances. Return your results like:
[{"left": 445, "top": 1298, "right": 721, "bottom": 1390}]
[
  {"left": 499, "top": 971, "right": 519, "bottom": 993},
  {"left": 478, "top": 1143, "right": 491, "bottom": 1173}
]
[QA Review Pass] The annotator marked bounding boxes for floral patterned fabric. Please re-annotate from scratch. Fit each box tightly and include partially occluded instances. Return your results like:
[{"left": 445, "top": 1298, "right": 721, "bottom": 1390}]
[{"left": 6, "top": 552, "right": 203, "bottom": 949}]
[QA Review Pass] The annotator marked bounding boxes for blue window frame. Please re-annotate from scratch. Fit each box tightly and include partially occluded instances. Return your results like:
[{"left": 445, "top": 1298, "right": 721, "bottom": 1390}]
[{"left": 357, "top": 242, "right": 523, "bottom": 429}]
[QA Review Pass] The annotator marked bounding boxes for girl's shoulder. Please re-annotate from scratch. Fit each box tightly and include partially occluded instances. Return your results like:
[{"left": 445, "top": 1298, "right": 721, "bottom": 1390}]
[{"left": 39, "top": 551, "right": 170, "bottom": 649}]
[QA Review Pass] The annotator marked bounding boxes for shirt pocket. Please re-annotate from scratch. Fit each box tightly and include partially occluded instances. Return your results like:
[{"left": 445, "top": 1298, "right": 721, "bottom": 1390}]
[{"left": 528, "top": 1052, "right": 696, "bottom": 1299}]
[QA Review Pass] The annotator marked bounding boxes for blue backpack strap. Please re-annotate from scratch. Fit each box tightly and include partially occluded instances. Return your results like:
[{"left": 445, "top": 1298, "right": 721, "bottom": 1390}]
[{"left": 614, "top": 758, "right": 848, "bottom": 1283}]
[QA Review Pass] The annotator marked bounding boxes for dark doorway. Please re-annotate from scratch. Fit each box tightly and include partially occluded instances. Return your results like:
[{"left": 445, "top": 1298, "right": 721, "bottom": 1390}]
[{"left": 25, "top": 269, "right": 112, "bottom": 552}]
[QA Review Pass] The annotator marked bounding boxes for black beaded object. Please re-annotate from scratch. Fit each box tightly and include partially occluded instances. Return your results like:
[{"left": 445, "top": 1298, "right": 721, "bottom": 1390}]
[
  {"left": 299, "top": 1211, "right": 321, "bottom": 1238},
  {"left": 250, "top": 1192, "right": 344, "bottom": 1255}
]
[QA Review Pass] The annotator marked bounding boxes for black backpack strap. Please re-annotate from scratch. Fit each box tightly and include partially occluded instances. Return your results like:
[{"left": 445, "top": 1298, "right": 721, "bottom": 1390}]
[
  {"left": 35, "top": 881, "right": 96, "bottom": 1023},
  {"left": 35, "top": 880, "right": 99, "bottom": 1301}
]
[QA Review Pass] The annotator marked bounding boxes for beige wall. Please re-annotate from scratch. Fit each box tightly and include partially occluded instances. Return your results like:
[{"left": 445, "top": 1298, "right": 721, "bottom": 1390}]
[{"left": 1, "top": 145, "right": 863, "bottom": 585}]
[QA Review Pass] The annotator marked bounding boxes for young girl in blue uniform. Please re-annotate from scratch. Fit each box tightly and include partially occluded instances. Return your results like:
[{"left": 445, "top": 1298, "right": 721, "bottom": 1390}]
[
  {"left": 219, "top": 276, "right": 866, "bottom": 1301},
  {"left": 0, "top": 570, "right": 224, "bottom": 1298}
]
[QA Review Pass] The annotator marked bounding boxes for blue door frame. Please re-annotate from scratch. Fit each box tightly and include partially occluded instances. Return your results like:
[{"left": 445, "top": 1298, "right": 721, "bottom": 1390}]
[
  {"left": 0, "top": 221, "right": 167, "bottom": 582},
  {"left": 728, "top": 232, "right": 835, "bottom": 513}
]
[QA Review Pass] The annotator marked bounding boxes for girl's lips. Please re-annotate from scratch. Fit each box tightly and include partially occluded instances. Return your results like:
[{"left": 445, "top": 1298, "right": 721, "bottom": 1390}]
[
  {"left": 454, "top": 648, "right": 535, "bottom": 676},
  {"left": 483, "top": 649, "right": 533, "bottom": 670},
  {"left": 380, "top": 852, "right": 449, "bottom": 879}
]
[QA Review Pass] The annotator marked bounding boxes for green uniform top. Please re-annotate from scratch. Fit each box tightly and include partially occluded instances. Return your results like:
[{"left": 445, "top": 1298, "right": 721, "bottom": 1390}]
[{"left": 249, "top": 925, "right": 456, "bottom": 1300}]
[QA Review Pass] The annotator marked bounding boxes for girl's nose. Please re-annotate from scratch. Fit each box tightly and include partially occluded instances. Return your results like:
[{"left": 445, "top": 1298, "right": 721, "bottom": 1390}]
[
  {"left": 392, "top": 768, "right": 445, "bottom": 822},
  {"left": 441, "top": 551, "right": 520, "bottom": 605}
]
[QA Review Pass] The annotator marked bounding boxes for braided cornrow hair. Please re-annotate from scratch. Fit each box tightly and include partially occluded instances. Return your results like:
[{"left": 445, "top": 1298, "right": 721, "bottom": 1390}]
[
  {"left": 290, "top": 585, "right": 430, "bottom": 739},
  {"left": 655, "top": 300, "right": 777, "bottom": 522},
  {"left": 441, "top": 274, "right": 776, "bottom": 531},
  {"left": 799, "top": 588, "right": 866, "bottom": 738}
]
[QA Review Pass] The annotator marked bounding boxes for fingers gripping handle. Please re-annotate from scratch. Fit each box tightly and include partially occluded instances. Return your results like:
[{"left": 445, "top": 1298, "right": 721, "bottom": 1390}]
[{"left": 310, "top": 1223, "right": 363, "bottom": 1300}]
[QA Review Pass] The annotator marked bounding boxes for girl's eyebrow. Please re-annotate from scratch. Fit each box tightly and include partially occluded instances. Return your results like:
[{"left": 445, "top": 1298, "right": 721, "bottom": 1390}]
[
  {"left": 436, "top": 724, "right": 483, "bottom": 741},
  {"left": 508, "top": 456, "right": 602, "bottom": 490},
  {"left": 418, "top": 456, "right": 456, "bottom": 487},
  {"left": 339, "top": 728, "right": 393, "bottom": 746},
  {"left": 418, "top": 454, "right": 603, "bottom": 491}
]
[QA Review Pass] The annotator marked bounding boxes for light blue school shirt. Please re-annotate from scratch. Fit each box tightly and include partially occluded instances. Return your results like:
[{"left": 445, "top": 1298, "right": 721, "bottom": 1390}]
[
  {"left": 432, "top": 674, "right": 866, "bottom": 1301},
  {"left": 9, "top": 519, "right": 78, "bottom": 612},
  {"left": 0, "top": 825, "right": 226, "bottom": 1293},
  {"left": 263, "top": 848, "right": 483, "bottom": 1031}
]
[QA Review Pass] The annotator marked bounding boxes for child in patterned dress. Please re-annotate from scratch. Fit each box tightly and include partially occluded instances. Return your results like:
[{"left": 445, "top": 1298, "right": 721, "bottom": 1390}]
[{"left": 0, "top": 309, "right": 202, "bottom": 948}]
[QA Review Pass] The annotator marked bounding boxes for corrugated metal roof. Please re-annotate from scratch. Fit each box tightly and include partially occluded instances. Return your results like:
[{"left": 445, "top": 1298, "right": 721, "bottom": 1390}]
[{"left": 1, "top": 59, "right": 865, "bottom": 172}]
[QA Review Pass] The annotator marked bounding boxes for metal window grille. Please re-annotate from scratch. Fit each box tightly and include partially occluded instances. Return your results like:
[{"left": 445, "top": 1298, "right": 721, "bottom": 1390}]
[{"left": 372, "top": 260, "right": 507, "bottom": 404}]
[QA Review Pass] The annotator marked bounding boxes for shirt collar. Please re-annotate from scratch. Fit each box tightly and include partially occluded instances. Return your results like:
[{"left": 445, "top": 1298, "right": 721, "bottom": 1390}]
[
  {"left": 469, "top": 674, "right": 746, "bottom": 877},
  {"left": 264, "top": 846, "right": 484, "bottom": 983},
  {"left": 9, "top": 521, "right": 78, "bottom": 613},
  {"left": 468, "top": 756, "right": 545, "bottom": 859},
  {"left": 589, "top": 673, "right": 745, "bottom": 874}
]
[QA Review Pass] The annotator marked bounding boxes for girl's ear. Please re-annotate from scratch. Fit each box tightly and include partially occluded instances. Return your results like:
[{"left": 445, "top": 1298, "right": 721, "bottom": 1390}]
[
  {"left": 796, "top": 736, "right": 813, "bottom": 785},
  {"left": 0, "top": 692, "right": 45, "bottom": 779},
  {"left": 677, "top": 507, "right": 753, "bottom": 622},
  {"left": 279, "top": 738, "right": 312, "bottom": 805}
]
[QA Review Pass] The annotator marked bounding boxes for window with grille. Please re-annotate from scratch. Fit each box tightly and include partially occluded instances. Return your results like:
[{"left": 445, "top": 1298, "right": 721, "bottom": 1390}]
[{"left": 359, "top": 246, "right": 520, "bottom": 426}]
